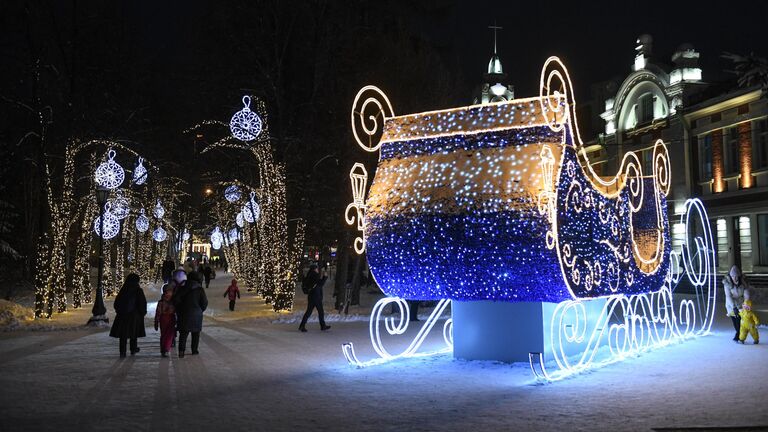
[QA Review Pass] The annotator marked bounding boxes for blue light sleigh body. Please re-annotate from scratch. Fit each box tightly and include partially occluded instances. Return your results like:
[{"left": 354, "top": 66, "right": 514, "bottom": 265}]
[{"left": 341, "top": 57, "right": 717, "bottom": 381}]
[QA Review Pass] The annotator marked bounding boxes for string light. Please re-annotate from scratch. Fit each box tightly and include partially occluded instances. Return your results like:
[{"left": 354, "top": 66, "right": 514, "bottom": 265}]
[
  {"left": 133, "top": 157, "right": 148, "bottom": 185},
  {"left": 153, "top": 226, "right": 167, "bottom": 242},
  {"left": 135, "top": 208, "right": 149, "bottom": 232},
  {"left": 93, "top": 204, "right": 121, "bottom": 240},
  {"left": 153, "top": 199, "right": 165, "bottom": 219},
  {"left": 94, "top": 148, "right": 125, "bottom": 190},
  {"left": 230, "top": 95, "right": 263, "bottom": 142},
  {"left": 224, "top": 184, "right": 242, "bottom": 202}
]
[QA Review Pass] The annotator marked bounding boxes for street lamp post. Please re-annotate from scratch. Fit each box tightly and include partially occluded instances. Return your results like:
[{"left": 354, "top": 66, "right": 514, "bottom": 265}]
[{"left": 87, "top": 186, "right": 110, "bottom": 326}]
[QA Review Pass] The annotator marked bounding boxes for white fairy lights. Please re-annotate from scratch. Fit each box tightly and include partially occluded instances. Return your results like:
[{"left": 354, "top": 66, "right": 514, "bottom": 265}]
[
  {"left": 153, "top": 200, "right": 165, "bottom": 219},
  {"left": 109, "top": 192, "right": 130, "bottom": 220},
  {"left": 135, "top": 208, "right": 149, "bottom": 233},
  {"left": 210, "top": 226, "right": 224, "bottom": 250},
  {"left": 242, "top": 191, "right": 260, "bottom": 223},
  {"left": 153, "top": 226, "right": 167, "bottom": 242},
  {"left": 94, "top": 149, "right": 125, "bottom": 190},
  {"left": 133, "top": 157, "right": 148, "bottom": 185},
  {"left": 224, "top": 185, "right": 242, "bottom": 203},
  {"left": 94, "top": 204, "right": 121, "bottom": 240},
  {"left": 230, "top": 95, "right": 263, "bottom": 142}
]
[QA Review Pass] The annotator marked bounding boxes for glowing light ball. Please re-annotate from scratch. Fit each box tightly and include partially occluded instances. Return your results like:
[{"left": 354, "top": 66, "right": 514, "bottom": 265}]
[
  {"left": 94, "top": 148, "right": 125, "bottom": 190},
  {"left": 183, "top": 230, "right": 190, "bottom": 241},
  {"left": 133, "top": 157, "right": 148, "bottom": 185},
  {"left": 210, "top": 226, "right": 224, "bottom": 248},
  {"left": 224, "top": 185, "right": 241, "bottom": 203},
  {"left": 135, "top": 209, "right": 149, "bottom": 232},
  {"left": 236, "top": 211, "right": 245, "bottom": 228},
  {"left": 242, "top": 192, "right": 260, "bottom": 223},
  {"left": 230, "top": 95, "right": 263, "bottom": 142},
  {"left": 153, "top": 200, "right": 165, "bottom": 219},
  {"left": 153, "top": 226, "right": 167, "bottom": 242},
  {"left": 228, "top": 228, "right": 239, "bottom": 243},
  {"left": 94, "top": 207, "right": 120, "bottom": 240},
  {"left": 108, "top": 192, "right": 130, "bottom": 220}
]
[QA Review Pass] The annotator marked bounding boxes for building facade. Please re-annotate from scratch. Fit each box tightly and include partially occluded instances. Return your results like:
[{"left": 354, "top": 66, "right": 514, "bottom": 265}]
[{"left": 595, "top": 35, "right": 768, "bottom": 275}]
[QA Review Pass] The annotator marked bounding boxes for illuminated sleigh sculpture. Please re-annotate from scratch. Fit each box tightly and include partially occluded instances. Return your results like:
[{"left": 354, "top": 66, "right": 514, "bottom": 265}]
[{"left": 343, "top": 57, "right": 716, "bottom": 380}]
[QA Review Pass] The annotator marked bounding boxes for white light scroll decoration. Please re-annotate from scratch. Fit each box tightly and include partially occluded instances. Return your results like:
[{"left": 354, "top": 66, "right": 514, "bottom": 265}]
[
  {"left": 210, "top": 226, "right": 224, "bottom": 250},
  {"left": 528, "top": 198, "right": 717, "bottom": 382},
  {"left": 133, "top": 157, "right": 148, "bottom": 185},
  {"left": 242, "top": 191, "right": 260, "bottom": 223},
  {"left": 230, "top": 95, "right": 263, "bottom": 142},
  {"left": 135, "top": 208, "right": 149, "bottom": 232},
  {"left": 93, "top": 204, "right": 121, "bottom": 240},
  {"left": 153, "top": 200, "right": 165, "bottom": 219},
  {"left": 236, "top": 211, "right": 245, "bottom": 228},
  {"left": 153, "top": 226, "right": 167, "bottom": 242},
  {"left": 345, "top": 163, "right": 368, "bottom": 254},
  {"left": 351, "top": 85, "right": 395, "bottom": 153},
  {"left": 224, "top": 185, "right": 241, "bottom": 203},
  {"left": 341, "top": 298, "right": 453, "bottom": 368},
  {"left": 94, "top": 148, "right": 125, "bottom": 190},
  {"left": 109, "top": 191, "right": 130, "bottom": 220}
]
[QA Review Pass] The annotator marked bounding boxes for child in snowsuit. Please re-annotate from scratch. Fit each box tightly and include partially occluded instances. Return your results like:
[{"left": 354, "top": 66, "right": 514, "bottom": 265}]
[
  {"left": 738, "top": 299, "right": 760, "bottom": 344},
  {"left": 223, "top": 279, "right": 241, "bottom": 311},
  {"left": 154, "top": 288, "right": 177, "bottom": 357}
]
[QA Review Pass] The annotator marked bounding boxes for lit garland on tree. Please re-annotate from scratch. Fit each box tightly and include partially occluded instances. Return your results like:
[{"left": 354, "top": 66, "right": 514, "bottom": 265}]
[{"left": 190, "top": 96, "right": 304, "bottom": 311}]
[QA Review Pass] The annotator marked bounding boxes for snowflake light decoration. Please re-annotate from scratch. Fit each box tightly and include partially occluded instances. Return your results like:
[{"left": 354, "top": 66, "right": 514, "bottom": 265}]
[
  {"left": 210, "top": 226, "right": 224, "bottom": 250},
  {"left": 236, "top": 211, "right": 245, "bottom": 228},
  {"left": 133, "top": 157, "right": 148, "bottom": 185},
  {"left": 93, "top": 205, "right": 121, "bottom": 239},
  {"left": 229, "top": 95, "right": 263, "bottom": 142},
  {"left": 183, "top": 230, "right": 191, "bottom": 241},
  {"left": 224, "top": 185, "right": 242, "bottom": 203},
  {"left": 242, "top": 191, "right": 260, "bottom": 223},
  {"left": 94, "top": 148, "right": 125, "bottom": 190},
  {"left": 228, "top": 228, "right": 240, "bottom": 243},
  {"left": 135, "top": 208, "right": 149, "bottom": 232},
  {"left": 153, "top": 226, "right": 167, "bottom": 242},
  {"left": 109, "top": 192, "right": 130, "bottom": 220},
  {"left": 153, "top": 200, "right": 165, "bottom": 219}
]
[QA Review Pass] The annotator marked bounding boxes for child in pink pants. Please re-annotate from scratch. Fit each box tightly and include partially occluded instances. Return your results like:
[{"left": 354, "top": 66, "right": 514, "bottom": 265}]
[{"left": 154, "top": 289, "right": 176, "bottom": 357}]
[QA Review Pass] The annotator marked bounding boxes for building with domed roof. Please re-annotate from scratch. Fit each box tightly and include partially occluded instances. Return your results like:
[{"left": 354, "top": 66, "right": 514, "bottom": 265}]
[{"left": 594, "top": 35, "right": 768, "bottom": 277}]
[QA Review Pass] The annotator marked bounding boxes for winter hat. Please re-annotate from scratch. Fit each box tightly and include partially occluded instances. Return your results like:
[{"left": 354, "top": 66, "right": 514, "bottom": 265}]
[
  {"left": 729, "top": 265, "right": 742, "bottom": 282},
  {"left": 743, "top": 299, "right": 752, "bottom": 311}
]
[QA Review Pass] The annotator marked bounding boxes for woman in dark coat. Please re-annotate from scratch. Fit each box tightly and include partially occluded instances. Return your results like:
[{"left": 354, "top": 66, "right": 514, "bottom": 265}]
[
  {"left": 173, "top": 270, "right": 208, "bottom": 357},
  {"left": 109, "top": 273, "right": 147, "bottom": 357}
]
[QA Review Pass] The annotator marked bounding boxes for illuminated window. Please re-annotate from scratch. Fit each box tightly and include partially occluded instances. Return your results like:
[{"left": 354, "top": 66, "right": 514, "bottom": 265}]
[
  {"left": 758, "top": 214, "right": 768, "bottom": 266},
  {"left": 723, "top": 127, "right": 739, "bottom": 174},
  {"left": 738, "top": 216, "right": 753, "bottom": 272},
  {"left": 698, "top": 134, "right": 713, "bottom": 180},
  {"left": 639, "top": 93, "right": 654, "bottom": 124},
  {"left": 754, "top": 118, "right": 768, "bottom": 168},
  {"left": 716, "top": 218, "right": 729, "bottom": 271}
]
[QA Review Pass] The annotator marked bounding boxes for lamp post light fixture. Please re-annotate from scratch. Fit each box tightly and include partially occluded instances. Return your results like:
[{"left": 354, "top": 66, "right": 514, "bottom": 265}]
[{"left": 88, "top": 186, "right": 111, "bottom": 326}]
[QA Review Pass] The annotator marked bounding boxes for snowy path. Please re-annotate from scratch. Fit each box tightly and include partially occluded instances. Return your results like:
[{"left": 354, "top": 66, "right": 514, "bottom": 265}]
[{"left": 1, "top": 277, "right": 767, "bottom": 431}]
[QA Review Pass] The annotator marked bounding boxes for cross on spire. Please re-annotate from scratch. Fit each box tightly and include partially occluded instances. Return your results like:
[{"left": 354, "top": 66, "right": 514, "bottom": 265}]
[{"left": 489, "top": 23, "right": 503, "bottom": 54}]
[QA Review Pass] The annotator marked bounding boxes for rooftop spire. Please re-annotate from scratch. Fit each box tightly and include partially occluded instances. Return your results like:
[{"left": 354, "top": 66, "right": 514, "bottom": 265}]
[{"left": 489, "top": 23, "right": 502, "bottom": 55}]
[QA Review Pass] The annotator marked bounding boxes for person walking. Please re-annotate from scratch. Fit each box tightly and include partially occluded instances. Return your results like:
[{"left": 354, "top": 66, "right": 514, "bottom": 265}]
[
  {"left": 172, "top": 270, "right": 208, "bottom": 357},
  {"left": 723, "top": 265, "right": 752, "bottom": 342},
  {"left": 109, "top": 273, "right": 148, "bottom": 357},
  {"left": 299, "top": 263, "right": 331, "bottom": 332},
  {"left": 223, "top": 279, "right": 241, "bottom": 311},
  {"left": 202, "top": 263, "right": 212, "bottom": 289},
  {"left": 161, "top": 255, "right": 175, "bottom": 284},
  {"left": 154, "top": 286, "right": 176, "bottom": 357}
]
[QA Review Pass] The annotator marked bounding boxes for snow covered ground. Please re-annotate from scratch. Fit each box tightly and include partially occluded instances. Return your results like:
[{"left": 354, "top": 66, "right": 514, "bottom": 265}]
[{"left": 1, "top": 274, "right": 767, "bottom": 431}]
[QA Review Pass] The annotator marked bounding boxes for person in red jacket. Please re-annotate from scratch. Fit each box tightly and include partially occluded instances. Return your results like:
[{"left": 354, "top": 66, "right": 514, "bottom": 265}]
[
  {"left": 223, "top": 279, "right": 241, "bottom": 311},
  {"left": 154, "top": 287, "right": 176, "bottom": 357}
]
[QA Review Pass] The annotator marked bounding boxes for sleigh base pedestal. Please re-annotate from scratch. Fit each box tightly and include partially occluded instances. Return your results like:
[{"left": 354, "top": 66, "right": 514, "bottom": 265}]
[{"left": 452, "top": 299, "right": 607, "bottom": 363}]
